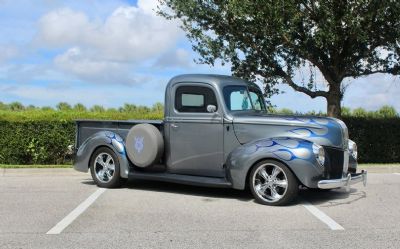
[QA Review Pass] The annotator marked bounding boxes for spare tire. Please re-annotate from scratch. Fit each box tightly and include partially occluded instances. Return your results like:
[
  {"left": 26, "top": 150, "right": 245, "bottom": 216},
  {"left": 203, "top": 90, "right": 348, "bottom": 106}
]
[{"left": 125, "top": 124, "right": 164, "bottom": 167}]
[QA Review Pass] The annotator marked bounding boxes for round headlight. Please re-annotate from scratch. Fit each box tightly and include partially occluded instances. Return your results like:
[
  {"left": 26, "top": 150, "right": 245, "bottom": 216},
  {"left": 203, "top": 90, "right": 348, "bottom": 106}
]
[
  {"left": 312, "top": 143, "right": 325, "bottom": 166},
  {"left": 348, "top": 139, "right": 357, "bottom": 159}
]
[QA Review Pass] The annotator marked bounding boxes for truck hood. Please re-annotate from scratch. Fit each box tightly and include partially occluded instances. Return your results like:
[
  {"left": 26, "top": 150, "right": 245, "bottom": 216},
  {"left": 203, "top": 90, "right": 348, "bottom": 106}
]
[{"left": 231, "top": 112, "right": 348, "bottom": 149}]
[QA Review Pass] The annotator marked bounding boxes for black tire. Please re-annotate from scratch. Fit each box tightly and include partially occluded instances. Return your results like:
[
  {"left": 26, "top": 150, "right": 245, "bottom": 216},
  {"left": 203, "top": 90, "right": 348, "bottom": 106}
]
[
  {"left": 249, "top": 160, "right": 298, "bottom": 206},
  {"left": 90, "top": 147, "right": 126, "bottom": 188}
]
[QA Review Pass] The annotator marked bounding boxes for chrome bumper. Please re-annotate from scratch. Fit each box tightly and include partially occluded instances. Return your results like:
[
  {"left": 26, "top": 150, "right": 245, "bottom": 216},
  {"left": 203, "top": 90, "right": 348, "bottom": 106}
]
[{"left": 318, "top": 170, "right": 367, "bottom": 191}]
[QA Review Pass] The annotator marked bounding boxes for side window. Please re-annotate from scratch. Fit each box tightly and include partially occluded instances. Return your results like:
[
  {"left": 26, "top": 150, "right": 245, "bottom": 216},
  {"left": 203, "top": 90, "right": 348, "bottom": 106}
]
[
  {"left": 249, "top": 91, "right": 262, "bottom": 110},
  {"left": 175, "top": 85, "right": 218, "bottom": 113}
]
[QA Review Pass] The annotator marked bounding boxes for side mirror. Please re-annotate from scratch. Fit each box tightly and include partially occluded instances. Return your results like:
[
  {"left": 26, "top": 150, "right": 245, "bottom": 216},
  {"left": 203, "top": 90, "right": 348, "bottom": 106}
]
[{"left": 207, "top": 105, "right": 217, "bottom": 113}]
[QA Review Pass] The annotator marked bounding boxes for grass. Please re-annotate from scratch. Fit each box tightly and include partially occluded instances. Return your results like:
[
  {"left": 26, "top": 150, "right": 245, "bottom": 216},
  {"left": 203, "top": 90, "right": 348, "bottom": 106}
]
[{"left": 0, "top": 164, "right": 72, "bottom": 168}]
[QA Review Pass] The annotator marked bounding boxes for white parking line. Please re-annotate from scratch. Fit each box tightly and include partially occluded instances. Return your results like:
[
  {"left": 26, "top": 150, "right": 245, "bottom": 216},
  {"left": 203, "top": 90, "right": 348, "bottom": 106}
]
[
  {"left": 394, "top": 173, "right": 400, "bottom": 176},
  {"left": 46, "top": 188, "right": 106, "bottom": 235},
  {"left": 302, "top": 201, "right": 344, "bottom": 230}
]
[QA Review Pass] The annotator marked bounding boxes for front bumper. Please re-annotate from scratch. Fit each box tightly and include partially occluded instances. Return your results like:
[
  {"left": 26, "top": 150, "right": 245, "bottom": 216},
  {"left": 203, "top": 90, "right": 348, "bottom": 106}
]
[{"left": 317, "top": 170, "right": 367, "bottom": 191}]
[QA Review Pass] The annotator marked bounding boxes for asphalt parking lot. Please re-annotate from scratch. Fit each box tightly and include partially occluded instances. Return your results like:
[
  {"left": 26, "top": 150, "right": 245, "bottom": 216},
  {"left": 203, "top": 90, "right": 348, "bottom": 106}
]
[{"left": 1, "top": 168, "right": 400, "bottom": 249}]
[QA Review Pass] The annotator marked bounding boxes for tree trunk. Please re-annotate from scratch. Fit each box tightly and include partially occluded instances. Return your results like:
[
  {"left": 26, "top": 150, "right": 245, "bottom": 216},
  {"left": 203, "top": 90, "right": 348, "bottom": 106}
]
[{"left": 326, "top": 90, "right": 342, "bottom": 118}]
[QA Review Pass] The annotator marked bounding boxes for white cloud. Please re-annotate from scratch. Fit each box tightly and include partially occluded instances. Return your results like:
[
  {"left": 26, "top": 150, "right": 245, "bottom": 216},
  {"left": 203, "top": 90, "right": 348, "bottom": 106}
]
[
  {"left": 36, "top": 1, "right": 183, "bottom": 62},
  {"left": 34, "top": 0, "right": 184, "bottom": 85},
  {"left": 36, "top": 8, "right": 91, "bottom": 47},
  {"left": 54, "top": 47, "right": 138, "bottom": 85}
]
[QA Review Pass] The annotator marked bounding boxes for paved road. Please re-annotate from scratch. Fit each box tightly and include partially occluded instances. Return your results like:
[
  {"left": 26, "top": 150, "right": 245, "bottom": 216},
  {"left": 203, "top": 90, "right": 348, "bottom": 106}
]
[{"left": 0, "top": 168, "right": 399, "bottom": 249}]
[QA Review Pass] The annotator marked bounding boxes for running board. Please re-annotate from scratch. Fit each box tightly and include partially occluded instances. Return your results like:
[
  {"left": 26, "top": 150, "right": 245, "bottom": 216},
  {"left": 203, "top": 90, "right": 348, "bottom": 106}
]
[{"left": 128, "top": 171, "right": 232, "bottom": 188}]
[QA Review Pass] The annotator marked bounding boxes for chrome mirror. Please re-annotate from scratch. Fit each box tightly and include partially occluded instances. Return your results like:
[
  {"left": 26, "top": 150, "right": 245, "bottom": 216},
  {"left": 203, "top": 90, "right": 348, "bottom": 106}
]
[{"left": 207, "top": 105, "right": 217, "bottom": 113}]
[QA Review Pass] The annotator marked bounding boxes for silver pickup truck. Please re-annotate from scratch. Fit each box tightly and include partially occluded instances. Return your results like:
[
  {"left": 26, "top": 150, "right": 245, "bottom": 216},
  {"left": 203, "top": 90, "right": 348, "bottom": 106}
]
[{"left": 73, "top": 74, "right": 367, "bottom": 206}]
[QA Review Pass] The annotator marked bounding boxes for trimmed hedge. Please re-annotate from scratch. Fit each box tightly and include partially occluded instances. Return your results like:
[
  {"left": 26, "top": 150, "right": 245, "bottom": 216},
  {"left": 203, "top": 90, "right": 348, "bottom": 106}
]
[
  {"left": 343, "top": 117, "right": 400, "bottom": 163},
  {"left": 0, "top": 120, "right": 75, "bottom": 164},
  {"left": 0, "top": 110, "right": 163, "bottom": 164},
  {"left": 0, "top": 117, "right": 399, "bottom": 164}
]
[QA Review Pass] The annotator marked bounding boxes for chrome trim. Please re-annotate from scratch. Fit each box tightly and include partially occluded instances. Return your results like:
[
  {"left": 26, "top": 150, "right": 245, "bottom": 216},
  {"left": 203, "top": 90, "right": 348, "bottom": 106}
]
[
  {"left": 332, "top": 118, "right": 348, "bottom": 149},
  {"left": 252, "top": 163, "right": 289, "bottom": 203},
  {"left": 318, "top": 170, "right": 367, "bottom": 191},
  {"left": 343, "top": 150, "right": 349, "bottom": 175},
  {"left": 165, "top": 117, "right": 222, "bottom": 123},
  {"left": 94, "top": 152, "right": 115, "bottom": 183}
]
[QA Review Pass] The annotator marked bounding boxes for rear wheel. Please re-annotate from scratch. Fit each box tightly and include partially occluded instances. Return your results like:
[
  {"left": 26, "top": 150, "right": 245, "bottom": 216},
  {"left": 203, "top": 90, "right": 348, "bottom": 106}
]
[
  {"left": 249, "top": 160, "right": 298, "bottom": 206},
  {"left": 90, "top": 147, "right": 126, "bottom": 188}
]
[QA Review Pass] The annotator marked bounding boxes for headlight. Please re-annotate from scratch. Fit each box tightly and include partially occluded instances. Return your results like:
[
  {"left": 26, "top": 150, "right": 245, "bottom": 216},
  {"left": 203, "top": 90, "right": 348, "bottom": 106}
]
[
  {"left": 348, "top": 139, "right": 357, "bottom": 159},
  {"left": 312, "top": 143, "right": 325, "bottom": 166}
]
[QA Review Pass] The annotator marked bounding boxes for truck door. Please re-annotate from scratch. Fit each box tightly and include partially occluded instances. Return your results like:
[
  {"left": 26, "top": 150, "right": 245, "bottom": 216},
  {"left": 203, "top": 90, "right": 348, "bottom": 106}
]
[{"left": 167, "top": 84, "right": 225, "bottom": 177}]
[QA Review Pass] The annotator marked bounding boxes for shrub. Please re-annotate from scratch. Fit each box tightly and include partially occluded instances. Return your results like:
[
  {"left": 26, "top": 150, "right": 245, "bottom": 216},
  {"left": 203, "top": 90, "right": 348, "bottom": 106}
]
[
  {"left": 0, "top": 105, "right": 398, "bottom": 164},
  {"left": 56, "top": 102, "right": 72, "bottom": 111},
  {"left": 0, "top": 120, "right": 75, "bottom": 164},
  {"left": 343, "top": 117, "right": 400, "bottom": 163},
  {"left": 0, "top": 109, "right": 163, "bottom": 164}
]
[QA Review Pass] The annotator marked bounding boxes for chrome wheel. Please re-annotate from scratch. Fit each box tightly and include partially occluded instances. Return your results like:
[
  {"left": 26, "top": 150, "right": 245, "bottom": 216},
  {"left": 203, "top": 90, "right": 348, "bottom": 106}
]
[
  {"left": 94, "top": 152, "right": 115, "bottom": 183},
  {"left": 252, "top": 163, "right": 288, "bottom": 203}
]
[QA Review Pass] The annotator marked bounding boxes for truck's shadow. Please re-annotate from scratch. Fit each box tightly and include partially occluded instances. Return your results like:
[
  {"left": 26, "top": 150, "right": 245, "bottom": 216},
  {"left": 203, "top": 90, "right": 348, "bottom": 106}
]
[
  {"left": 123, "top": 178, "right": 254, "bottom": 202},
  {"left": 82, "top": 178, "right": 366, "bottom": 206},
  {"left": 299, "top": 188, "right": 366, "bottom": 207}
]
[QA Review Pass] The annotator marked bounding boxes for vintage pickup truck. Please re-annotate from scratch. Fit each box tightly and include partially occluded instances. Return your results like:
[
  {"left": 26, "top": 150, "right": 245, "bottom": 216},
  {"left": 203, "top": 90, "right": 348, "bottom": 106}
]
[{"left": 73, "top": 74, "right": 367, "bottom": 206}]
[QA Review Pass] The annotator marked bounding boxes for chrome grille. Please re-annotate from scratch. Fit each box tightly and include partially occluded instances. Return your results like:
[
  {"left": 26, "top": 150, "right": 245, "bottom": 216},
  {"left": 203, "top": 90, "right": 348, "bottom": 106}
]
[
  {"left": 343, "top": 150, "right": 349, "bottom": 176},
  {"left": 334, "top": 118, "right": 349, "bottom": 150},
  {"left": 323, "top": 147, "right": 345, "bottom": 179}
]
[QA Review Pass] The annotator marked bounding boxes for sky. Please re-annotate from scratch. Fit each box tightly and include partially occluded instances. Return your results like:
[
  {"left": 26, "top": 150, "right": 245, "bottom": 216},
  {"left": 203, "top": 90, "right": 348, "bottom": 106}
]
[{"left": 0, "top": 0, "right": 399, "bottom": 112}]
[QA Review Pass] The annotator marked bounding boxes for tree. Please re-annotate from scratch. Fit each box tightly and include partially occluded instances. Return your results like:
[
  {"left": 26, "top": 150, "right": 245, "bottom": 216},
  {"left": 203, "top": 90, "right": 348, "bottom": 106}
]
[
  {"left": 0, "top": 101, "right": 8, "bottom": 110},
  {"left": 158, "top": 0, "right": 400, "bottom": 117},
  {"left": 56, "top": 102, "right": 72, "bottom": 111},
  {"left": 91, "top": 105, "right": 105, "bottom": 112},
  {"left": 26, "top": 105, "right": 38, "bottom": 110},
  {"left": 41, "top": 106, "right": 54, "bottom": 111},
  {"left": 376, "top": 105, "right": 398, "bottom": 118},
  {"left": 352, "top": 107, "right": 368, "bottom": 117},
  {"left": 73, "top": 103, "right": 87, "bottom": 112},
  {"left": 9, "top": 102, "right": 25, "bottom": 111},
  {"left": 120, "top": 103, "right": 137, "bottom": 113},
  {"left": 152, "top": 102, "right": 164, "bottom": 112}
]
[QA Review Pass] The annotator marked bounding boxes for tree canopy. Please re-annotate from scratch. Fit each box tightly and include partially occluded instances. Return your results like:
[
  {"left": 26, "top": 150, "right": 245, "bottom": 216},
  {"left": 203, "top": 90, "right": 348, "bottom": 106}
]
[{"left": 158, "top": 0, "right": 400, "bottom": 117}]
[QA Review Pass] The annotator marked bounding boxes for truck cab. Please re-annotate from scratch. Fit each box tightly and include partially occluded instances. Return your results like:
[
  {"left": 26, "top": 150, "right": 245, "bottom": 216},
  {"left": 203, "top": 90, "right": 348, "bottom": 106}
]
[{"left": 73, "top": 74, "right": 367, "bottom": 206}]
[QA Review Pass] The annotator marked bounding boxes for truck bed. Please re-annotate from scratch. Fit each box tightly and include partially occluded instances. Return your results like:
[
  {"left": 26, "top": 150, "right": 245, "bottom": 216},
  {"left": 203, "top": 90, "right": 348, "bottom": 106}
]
[{"left": 75, "top": 119, "right": 164, "bottom": 149}]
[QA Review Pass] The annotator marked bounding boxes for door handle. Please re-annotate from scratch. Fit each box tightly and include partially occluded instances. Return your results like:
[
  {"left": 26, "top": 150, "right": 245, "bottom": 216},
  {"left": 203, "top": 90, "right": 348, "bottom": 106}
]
[{"left": 171, "top": 124, "right": 179, "bottom": 129}]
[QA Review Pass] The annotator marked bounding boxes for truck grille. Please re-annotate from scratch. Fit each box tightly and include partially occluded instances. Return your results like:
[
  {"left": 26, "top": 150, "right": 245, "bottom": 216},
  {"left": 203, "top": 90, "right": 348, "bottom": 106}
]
[{"left": 323, "top": 147, "right": 345, "bottom": 179}]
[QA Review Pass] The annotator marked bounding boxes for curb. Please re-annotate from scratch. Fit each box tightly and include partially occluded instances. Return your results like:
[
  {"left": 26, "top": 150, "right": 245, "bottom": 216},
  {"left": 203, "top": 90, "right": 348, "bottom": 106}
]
[
  {"left": 358, "top": 165, "right": 400, "bottom": 173},
  {"left": 1, "top": 168, "right": 88, "bottom": 177}
]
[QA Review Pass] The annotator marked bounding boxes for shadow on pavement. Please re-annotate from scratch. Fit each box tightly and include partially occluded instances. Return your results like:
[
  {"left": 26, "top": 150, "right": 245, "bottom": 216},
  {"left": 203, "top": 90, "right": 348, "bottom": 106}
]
[
  {"left": 81, "top": 178, "right": 366, "bottom": 206},
  {"left": 300, "top": 187, "right": 366, "bottom": 207},
  {"left": 124, "top": 178, "right": 254, "bottom": 203}
]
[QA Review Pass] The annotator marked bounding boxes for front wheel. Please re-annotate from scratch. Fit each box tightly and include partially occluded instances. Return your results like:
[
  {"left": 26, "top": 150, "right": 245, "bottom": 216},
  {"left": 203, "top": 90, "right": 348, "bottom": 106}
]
[
  {"left": 249, "top": 160, "right": 298, "bottom": 206},
  {"left": 90, "top": 147, "right": 126, "bottom": 188}
]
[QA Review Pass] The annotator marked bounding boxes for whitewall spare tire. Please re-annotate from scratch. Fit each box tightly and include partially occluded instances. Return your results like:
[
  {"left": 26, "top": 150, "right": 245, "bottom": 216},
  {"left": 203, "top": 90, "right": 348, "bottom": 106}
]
[{"left": 125, "top": 124, "right": 164, "bottom": 167}]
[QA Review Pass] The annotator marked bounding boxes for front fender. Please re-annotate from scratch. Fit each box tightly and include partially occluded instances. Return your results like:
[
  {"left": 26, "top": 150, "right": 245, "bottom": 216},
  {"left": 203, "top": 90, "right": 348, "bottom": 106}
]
[
  {"left": 226, "top": 137, "right": 324, "bottom": 189},
  {"left": 74, "top": 131, "right": 130, "bottom": 178}
]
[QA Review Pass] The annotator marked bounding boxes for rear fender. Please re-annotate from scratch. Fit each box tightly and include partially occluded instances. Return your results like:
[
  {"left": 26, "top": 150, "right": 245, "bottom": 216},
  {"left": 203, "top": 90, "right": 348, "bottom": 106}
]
[
  {"left": 74, "top": 131, "right": 129, "bottom": 178},
  {"left": 226, "top": 137, "right": 324, "bottom": 189}
]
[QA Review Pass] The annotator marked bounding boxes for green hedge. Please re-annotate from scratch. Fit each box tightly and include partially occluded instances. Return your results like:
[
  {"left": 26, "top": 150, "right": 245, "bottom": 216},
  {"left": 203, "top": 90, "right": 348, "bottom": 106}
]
[
  {"left": 0, "top": 120, "right": 75, "bottom": 164},
  {"left": 0, "top": 110, "right": 163, "bottom": 164},
  {"left": 0, "top": 116, "right": 398, "bottom": 164},
  {"left": 343, "top": 117, "right": 400, "bottom": 163}
]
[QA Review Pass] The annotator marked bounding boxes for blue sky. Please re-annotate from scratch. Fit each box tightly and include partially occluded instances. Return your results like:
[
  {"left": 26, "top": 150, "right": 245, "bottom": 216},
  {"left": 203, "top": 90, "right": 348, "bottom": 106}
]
[{"left": 0, "top": 0, "right": 399, "bottom": 112}]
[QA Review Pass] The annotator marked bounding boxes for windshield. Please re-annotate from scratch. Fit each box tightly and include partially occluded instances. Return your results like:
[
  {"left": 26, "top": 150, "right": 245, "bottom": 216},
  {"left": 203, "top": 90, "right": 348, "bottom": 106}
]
[{"left": 223, "top": 85, "right": 266, "bottom": 111}]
